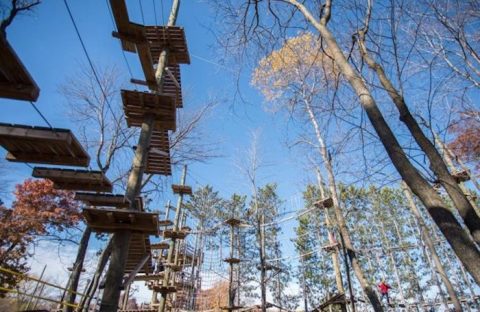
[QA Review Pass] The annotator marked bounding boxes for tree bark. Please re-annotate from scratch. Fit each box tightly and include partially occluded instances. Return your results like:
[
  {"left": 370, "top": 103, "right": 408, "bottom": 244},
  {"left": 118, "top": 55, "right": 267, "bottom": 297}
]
[
  {"left": 357, "top": 25, "right": 480, "bottom": 243},
  {"left": 402, "top": 182, "right": 462, "bottom": 311},
  {"left": 286, "top": 0, "right": 480, "bottom": 284}
]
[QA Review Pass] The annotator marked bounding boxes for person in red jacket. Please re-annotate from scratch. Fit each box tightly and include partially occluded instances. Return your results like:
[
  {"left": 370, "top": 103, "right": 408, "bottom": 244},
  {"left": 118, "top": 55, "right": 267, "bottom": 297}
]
[{"left": 378, "top": 279, "right": 392, "bottom": 304}]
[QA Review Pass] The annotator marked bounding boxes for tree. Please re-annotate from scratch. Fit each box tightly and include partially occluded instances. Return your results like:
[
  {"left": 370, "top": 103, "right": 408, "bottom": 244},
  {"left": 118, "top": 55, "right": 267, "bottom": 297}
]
[
  {"left": 448, "top": 110, "right": 480, "bottom": 171},
  {"left": 211, "top": 0, "right": 480, "bottom": 287},
  {"left": 0, "top": 0, "right": 40, "bottom": 38},
  {"left": 0, "top": 179, "right": 80, "bottom": 292}
]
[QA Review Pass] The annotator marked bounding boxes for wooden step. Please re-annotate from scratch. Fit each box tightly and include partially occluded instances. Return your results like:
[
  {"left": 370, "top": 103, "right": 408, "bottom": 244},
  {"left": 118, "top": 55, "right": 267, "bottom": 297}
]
[
  {"left": 32, "top": 167, "right": 112, "bottom": 192},
  {"left": 0, "top": 123, "right": 89, "bottom": 167}
]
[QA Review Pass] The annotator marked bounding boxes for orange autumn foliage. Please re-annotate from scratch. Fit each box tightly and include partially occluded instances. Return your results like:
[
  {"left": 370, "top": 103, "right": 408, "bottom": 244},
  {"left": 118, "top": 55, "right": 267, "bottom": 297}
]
[
  {"left": 448, "top": 110, "right": 480, "bottom": 171},
  {"left": 0, "top": 179, "right": 81, "bottom": 293}
]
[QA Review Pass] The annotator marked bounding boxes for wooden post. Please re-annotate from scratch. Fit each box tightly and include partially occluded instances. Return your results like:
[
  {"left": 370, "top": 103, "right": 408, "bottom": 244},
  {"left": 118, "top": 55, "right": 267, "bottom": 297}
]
[
  {"left": 63, "top": 226, "right": 92, "bottom": 312},
  {"left": 100, "top": 0, "right": 181, "bottom": 310},
  {"left": 158, "top": 165, "right": 188, "bottom": 312},
  {"left": 228, "top": 224, "right": 235, "bottom": 312}
]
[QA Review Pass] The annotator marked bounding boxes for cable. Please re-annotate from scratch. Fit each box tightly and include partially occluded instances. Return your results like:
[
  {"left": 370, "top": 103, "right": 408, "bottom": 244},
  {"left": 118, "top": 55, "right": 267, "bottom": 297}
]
[
  {"left": 138, "top": 0, "right": 145, "bottom": 24},
  {"left": 62, "top": 0, "right": 129, "bottom": 142},
  {"left": 152, "top": 0, "right": 158, "bottom": 25},
  {"left": 29, "top": 101, "right": 53, "bottom": 129}
]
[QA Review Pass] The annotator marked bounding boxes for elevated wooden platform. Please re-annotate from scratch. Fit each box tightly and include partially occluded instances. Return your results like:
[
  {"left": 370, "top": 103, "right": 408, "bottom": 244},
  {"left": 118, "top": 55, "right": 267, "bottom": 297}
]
[
  {"left": 32, "top": 167, "right": 112, "bottom": 192},
  {"left": 75, "top": 192, "right": 143, "bottom": 209},
  {"left": 220, "top": 306, "right": 244, "bottom": 310},
  {"left": 152, "top": 285, "right": 177, "bottom": 294},
  {"left": 121, "top": 90, "right": 176, "bottom": 130},
  {"left": 322, "top": 243, "right": 339, "bottom": 252},
  {"left": 224, "top": 257, "right": 241, "bottom": 264},
  {"left": 151, "top": 242, "right": 170, "bottom": 250},
  {"left": 452, "top": 170, "right": 470, "bottom": 183},
  {"left": 225, "top": 218, "right": 244, "bottom": 227},
  {"left": 83, "top": 207, "right": 159, "bottom": 235},
  {"left": 172, "top": 184, "right": 192, "bottom": 195},
  {"left": 133, "top": 273, "right": 164, "bottom": 281},
  {"left": 146, "top": 129, "right": 171, "bottom": 175},
  {"left": 125, "top": 234, "right": 153, "bottom": 274},
  {"left": 145, "top": 26, "right": 190, "bottom": 65},
  {"left": 165, "top": 263, "right": 183, "bottom": 272},
  {"left": 0, "top": 123, "right": 89, "bottom": 167},
  {"left": 0, "top": 35, "right": 39, "bottom": 101},
  {"left": 314, "top": 197, "right": 334, "bottom": 209},
  {"left": 162, "top": 229, "right": 188, "bottom": 240},
  {"left": 158, "top": 219, "right": 173, "bottom": 227}
]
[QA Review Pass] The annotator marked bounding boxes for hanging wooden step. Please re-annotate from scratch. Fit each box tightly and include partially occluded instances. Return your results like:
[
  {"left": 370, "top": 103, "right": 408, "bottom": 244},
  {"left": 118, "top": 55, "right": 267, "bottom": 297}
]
[
  {"left": 161, "top": 229, "right": 189, "bottom": 240},
  {"left": 74, "top": 192, "right": 143, "bottom": 209},
  {"left": 121, "top": 90, "right": 176, "bottom": 130},
  {"left": 133, "top": 273, "right": 164, "bottom": 282},
  {"left": 313, "top": 197, "right": 334, "bottom": 209},
  {"left": 144, "top": 26, "right": 190, "bottom": 65},
  {"left": 158, "top": 219, "right": 173, "bottom": 227},
  {"left": 171, "top": 184, "right": 192, "bottom": 195},
  {"left": 32, "top": 167, "right": 112, "bottom": 192},
  {"left": 223, "top": 257, "right": 241, "bottom": 264},
  {"left": 125, "top": 234, "right": 153, "bottom": 274},
  {"left": 0, "top": 123, "right": 89, "bottom": 167},
  {"left": 146, "top": 129, "right": 172, "bottom": 175},
  {"left": 452, "top": 170, "right": 470, "bottom": 183},
  {"left": 224, "top": 218, "right": 244, "bottom": 227},
  {"left": 164, "top": 263, "right": 183, "bottom": 272},
  {"left": 152, "top": 285, "right": 177, "bottom": 294},
  {"left": 220, "top": 306, "right": 244, "bottom": 311},
  {"left": 0, "top": 35, "right": 39, "bottom": 101},
  {"left": 322, "top": 242, "right": 339, "bottom": 252},
  {"left": 151, "top": 242, "right": 170, "bottom": 250},
  {"left": 83, "top": 207, "right": 159, "bottom": 235}
]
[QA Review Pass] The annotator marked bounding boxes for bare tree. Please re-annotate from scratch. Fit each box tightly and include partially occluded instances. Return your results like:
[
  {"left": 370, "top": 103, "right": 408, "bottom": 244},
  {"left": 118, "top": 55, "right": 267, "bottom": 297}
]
[
  {"left": 210, "top": 0, "right": 480, "bottom": 297},
  {"left": 0, "top": 0, "right": 40, "bottom": 37}
]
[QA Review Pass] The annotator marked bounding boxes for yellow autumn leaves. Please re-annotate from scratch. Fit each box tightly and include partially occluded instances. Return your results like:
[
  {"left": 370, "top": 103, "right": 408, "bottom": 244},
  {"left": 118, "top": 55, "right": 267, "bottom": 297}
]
[{"left": 252, "top": 32, "right": 337, "bottom": 103}]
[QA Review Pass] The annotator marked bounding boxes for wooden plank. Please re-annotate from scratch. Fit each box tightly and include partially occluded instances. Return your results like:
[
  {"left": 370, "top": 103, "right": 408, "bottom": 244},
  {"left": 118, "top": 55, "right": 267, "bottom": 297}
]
[
  {"left": 83, "top": 208, "right": 159, "bottom": 236},
  {"left": 122, "top": 90, "right": 176, "bottom": 130},
  {"left": 32, "top": 167, "right": 112, "bottom": 192},
  {"left": 146, "top": 129, "right": 171, "bottom": 175},
  {"left": 0, "top": 123, "right": 89, "bottom": 167},
  {"left": 172, "top": 184, "right": 192, "bottom": 195},
  {"left": 0, "top": 35, "right": 39, "bottom": 101},
  {"left": 223, "top": 258, "right": 241, "bottom": 264},
  {"left": 109, "top": 0, "right": 144, "bottom": 52}
]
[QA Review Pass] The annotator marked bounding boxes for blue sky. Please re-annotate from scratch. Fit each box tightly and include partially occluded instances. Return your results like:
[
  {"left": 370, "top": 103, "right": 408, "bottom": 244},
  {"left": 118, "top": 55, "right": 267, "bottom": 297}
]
[{"left": 1, "top": 0, "right": 313, "bottom": 300}]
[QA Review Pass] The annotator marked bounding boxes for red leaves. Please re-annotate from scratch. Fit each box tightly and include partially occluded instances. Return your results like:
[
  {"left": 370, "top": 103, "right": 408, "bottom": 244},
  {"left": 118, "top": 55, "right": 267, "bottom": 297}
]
[{"left": 448, "top": 110, "right": 480, "bottom": 171}]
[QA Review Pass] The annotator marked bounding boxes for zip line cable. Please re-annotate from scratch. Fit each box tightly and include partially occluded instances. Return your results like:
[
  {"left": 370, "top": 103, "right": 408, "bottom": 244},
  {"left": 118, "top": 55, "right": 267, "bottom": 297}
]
[
  {"left": 29, "top": 101, "right": 53, "bottom": 129},
  {"left": 63, "top": 0, "right": 129, "bottom": 143}
]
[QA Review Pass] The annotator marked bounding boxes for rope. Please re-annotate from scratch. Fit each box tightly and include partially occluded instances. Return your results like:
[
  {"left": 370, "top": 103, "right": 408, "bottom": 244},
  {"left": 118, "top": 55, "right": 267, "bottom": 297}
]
[
  {"left": 29, "top": 101, "right": 53, "bottom": 128},
  {"left": 0, "top": 286, "right": 79, "bottom": 308},
  {"left": 63, "top": 0, "right": 129, "bottom": 142}
]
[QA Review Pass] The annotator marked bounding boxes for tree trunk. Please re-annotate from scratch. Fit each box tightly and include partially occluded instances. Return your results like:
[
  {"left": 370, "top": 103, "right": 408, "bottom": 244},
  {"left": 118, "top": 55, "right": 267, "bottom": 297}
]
[
  {"left": 303, "top": 98, "right": 382, "bottom": 311},
  {"left": 357, "top": 29, "right": 480, "bottom": 243},
  {"left": 287, "top": 0, "right": 480, "bottom": 284},
  {"left": 63, "top": 226, "right": 92, "bottom": 312},
  {"left": 402, "top": 182, "right": 463, "bottom": 311}
]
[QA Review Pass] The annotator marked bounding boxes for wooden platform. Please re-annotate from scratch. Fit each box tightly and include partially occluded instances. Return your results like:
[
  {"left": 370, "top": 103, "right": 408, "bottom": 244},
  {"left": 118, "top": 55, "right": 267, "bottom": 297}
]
[
  {"left": 162, "top": 229, "right": 188, "bottom": 240},
  {"left": 151, "top": 242, "right": 170, "bottom": 250},
  {"left": 121, "top": 90, "right": 176, "bottom": 130},
  {"left": 32, "top": 167, "right": 112, "bottom": 192},
  {"left": 146, "top": 129, "right": 171, "bottom": 175},
  {"left": 452, "top": 170, "right": 470, "bottom": 183},
  {"left": 158, "top": 219, "right": 173, "bottom": 227},
  {"left": 172, "top": 184, "right": 192, "bottom": 195},
  {"left": 314, "top": 197, "right": 334, "bottom": 209},
  {"left": 0, "top": 35, "right": 39, "bottom": 101},
  {"left": 165, "top": 263, "right": 183, "bottom": 272},
  {"left": 144, "top": 26, "right": 190, "bottom": 65},
  {"left": 224, "top": 257, "right": 241, "bottom": 264},
  {"left": 220, "top": 306, "right": 244, "bottom": 310},
  {"left": 0, "top": 123, "right": 89, "bottom": 167},
  {"left": 225, "top": 218, "right": 244, "bottom": 227},
  {"left": 133, "top": 273, "right": 164, "bottom": 281},
  {"left": 75, "top": 192, "right": 143, "bottom": 209},
  {"left": 152, "top": 285, "right": 177, "bottom": 294},
  {"left": 125, "top": 234, "right": 153, "bottom": 274},
  {"left": 83, "top": 207, "right": 159, "bottom": 235}
]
